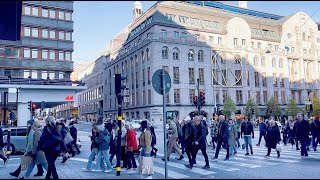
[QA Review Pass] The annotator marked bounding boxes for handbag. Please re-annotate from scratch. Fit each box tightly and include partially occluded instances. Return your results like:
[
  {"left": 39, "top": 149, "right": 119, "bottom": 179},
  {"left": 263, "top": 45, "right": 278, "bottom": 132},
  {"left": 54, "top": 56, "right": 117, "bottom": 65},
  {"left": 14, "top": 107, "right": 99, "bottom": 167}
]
[
  {"left": 276, "top": 144, "right": 281, "bottom": 152},
  {"left": 64, "top": 132, "right": 74, "bottom": 145},
  {"left": 139, "top": 156, "right": 154, "bottom": 176},
  {"left": 21, "top": 155, "right": 33, "bottom": 171}
]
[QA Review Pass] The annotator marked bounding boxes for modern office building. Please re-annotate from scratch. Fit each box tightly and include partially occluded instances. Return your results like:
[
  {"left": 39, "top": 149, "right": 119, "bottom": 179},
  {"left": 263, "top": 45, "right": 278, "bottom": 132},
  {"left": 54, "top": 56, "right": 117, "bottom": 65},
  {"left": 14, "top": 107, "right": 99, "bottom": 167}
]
[{"left": 100, "top": 1, "right": 320, "bottom": 126}]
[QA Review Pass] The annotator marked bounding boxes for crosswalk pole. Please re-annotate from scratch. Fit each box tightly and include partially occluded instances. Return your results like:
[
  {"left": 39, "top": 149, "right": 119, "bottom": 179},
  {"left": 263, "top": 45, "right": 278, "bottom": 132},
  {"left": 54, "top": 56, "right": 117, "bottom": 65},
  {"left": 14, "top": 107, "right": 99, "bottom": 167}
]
[{"left": 162, "top": 69, "right": 168, "bottom": 179}]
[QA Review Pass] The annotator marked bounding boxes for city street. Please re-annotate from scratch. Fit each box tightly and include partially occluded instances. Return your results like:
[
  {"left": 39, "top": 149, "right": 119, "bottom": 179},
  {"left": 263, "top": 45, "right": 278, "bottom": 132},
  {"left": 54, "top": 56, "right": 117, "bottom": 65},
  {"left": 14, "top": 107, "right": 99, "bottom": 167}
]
[{"left": 1, "top": 122, "right": 320, "bottom": 179}]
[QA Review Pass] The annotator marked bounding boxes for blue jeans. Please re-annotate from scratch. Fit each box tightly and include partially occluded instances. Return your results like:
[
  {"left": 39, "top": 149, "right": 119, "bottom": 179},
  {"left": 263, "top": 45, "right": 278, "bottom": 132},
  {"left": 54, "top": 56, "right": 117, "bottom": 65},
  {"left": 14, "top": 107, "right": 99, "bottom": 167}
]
[
  {"left": 24, "top": 159, "right": 48, "bottom": 178},
  {"left": 229, "top": 145, "right": 237, "bottom": 155},
  {"left": 244, "top": 136, "right": 253, "bottom": 154},
  {"left": 140, "top": 147, "right": 151, "bottom": 157},
  {"left": 86, "top": 148, "right": 105, "bottom": 170},
  {"left": 95, "top": 149, "right": 112, "bottom": 171}
]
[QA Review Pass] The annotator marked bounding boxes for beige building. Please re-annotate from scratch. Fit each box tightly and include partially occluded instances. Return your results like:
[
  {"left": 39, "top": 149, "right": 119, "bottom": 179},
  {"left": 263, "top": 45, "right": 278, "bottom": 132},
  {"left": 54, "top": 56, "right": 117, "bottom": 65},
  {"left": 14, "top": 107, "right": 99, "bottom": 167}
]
[{"left": 101, "top": 1, "right": 320, "bottom": 125}]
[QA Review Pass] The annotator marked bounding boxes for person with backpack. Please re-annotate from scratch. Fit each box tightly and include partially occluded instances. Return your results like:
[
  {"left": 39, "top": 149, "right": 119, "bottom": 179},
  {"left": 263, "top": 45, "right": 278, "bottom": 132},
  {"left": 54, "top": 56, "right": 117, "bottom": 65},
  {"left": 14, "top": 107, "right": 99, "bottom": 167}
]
[
  {"left": 95, "top": 125, "right": 112, "bottom": 173},
  {"left": 125, "top": 122, "right": 138, "bottom": 172},
  {"left": 38, "top": 116, "right": 61, "bottom": 179}
]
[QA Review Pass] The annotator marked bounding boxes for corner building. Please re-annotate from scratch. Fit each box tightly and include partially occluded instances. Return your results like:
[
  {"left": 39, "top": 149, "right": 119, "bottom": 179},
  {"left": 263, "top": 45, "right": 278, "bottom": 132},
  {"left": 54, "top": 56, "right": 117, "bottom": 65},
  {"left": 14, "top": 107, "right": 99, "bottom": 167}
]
[{"left": 103, "top": 1, "right": 320, "bottom": 126}]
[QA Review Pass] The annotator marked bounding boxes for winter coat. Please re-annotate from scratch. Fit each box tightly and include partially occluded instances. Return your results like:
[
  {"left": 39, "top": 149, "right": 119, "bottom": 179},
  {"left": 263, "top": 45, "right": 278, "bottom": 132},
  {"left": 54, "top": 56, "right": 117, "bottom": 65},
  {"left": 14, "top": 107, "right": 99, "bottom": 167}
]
[
  {"left": 217, "top": 121, "right": 229, "bottom": 141},
  {"left": 259, "top": 123, "right": 267, "bottom": 134},
  {"left": 149, "top": 125, "right": 156, "bottom": 146},
  {"left": 0, "top": 128, "right": 4, "bottom": 149},
  {"left": 193, "top": 124, "right": 207, "bottom": 148},
  {"left": 210, "top": 124, "right": 218, "bottom": 138},
  {"left": 69, "top": 126, "right": 77, "bottom": 143},
  {"left": 32, "top": 129, "right": 47, "bottom": 164},
  {"left": 295, "top": 120, "right": 311, "bottom": 141},
  {"left": 183, "top": 122, "right": 195, "bottom": 146},
  {"left": 120, "top": 126, "right": 127, "bottom": 147},
  {"left": 266, "top": 125, "right": 281, "bottom": 149},
  {"left": 57, "top": 127, "right": 67, "bottom": 152},
  {"left": 139, "top": 129, "right": 152, "bottom": 153},
  {"left": 90, "top": 131, "right": 100, "bottom": 149},
  {"left": 25, "top": 129, "right": 35, "bottom": 153},
  {"left": 126, "top": 129, "right": 138, "bottom": 151},
  {"left": 241, "top": 121, "right": 254, "bottom": 138},
  {"left": 95, "top": 130, "right": 110, "bottom": 150},
  {"left": 311, "top": 120, "right": 320, "bottom": 138},
  {"left": 38, "top": 125, "right": 61, "bottom": 156},
  {"left": 228, "top": 125, "right": 238, "bottom": 146},
  {"left": 168, "top": 121, "right": 178, "bottom": 139}
]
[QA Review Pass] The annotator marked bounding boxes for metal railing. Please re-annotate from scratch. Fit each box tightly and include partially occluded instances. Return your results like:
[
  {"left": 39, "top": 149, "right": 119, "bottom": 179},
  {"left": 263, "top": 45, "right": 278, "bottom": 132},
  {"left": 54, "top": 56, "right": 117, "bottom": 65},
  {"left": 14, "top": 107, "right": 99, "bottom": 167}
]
[{"left": 0, "top": 77, "right": 85, "bottom": 86}]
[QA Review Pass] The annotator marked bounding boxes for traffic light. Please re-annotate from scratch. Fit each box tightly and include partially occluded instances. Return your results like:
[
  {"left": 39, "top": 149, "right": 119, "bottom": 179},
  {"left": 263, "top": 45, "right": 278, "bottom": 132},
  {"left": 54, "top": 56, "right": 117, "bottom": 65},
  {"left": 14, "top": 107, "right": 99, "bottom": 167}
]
[
  {"left": 193, "top": 96, "right": 198, "bottom": 105},
  {"left": 200, "top": 92, "right": 206, "bottom": 105},
  {"left": 32, "top": 104, "right": 37, "bottom": 111},
  {"left": 115, "top": 74, "right": 127, "bottom": 96},
  {"left": 252, "top": 108, "right": 255, "bottom": 115},
  {"left": 27, "top": 101, "right": 32, "bottom": 111}
]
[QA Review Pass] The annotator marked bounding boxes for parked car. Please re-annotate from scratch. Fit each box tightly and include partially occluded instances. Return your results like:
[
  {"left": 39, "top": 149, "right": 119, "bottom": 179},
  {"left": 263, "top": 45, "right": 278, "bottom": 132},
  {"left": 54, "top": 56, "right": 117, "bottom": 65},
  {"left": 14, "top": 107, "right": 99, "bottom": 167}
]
[{"left": 2, "top": 126, "right": 28, "bottom": 155}]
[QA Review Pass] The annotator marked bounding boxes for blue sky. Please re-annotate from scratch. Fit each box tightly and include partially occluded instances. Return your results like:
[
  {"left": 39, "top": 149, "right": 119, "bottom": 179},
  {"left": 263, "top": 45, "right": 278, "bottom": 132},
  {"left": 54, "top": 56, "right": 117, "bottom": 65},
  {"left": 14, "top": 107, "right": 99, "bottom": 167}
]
[{"left": 73, "top": 1, "right": 320, "bottom": 65}]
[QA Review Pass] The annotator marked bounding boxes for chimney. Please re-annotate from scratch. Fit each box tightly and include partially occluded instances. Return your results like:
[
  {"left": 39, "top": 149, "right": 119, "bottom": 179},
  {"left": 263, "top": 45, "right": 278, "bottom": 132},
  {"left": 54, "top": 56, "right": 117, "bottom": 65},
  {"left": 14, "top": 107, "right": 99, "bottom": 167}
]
[{"left": 239, "top": 1, "right": 247, "bottom": 8}]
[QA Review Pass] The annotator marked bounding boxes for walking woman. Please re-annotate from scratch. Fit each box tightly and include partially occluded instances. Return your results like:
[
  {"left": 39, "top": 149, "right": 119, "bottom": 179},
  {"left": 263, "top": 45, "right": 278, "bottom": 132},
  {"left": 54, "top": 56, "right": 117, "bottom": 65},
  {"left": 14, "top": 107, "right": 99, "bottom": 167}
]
[
  {"left": 210, "top": 121, "right": 218, "bottom": 150},
  {"left": 228, "top": 119, "right": 238, "bottom": 156},
  {"left": 125, "top": 122, "right": 138, "bottom": 172},
  {"left": 138, "top": 120, "right": 152, "bottom": 157},
  {"left": 56, "top": 122, "right": 69, "bottom": 163},
  {"left": 38, "top": 116, "right": 61, "bottom": 179},
  {"left": 94, "top": 125, "right": 112, "bottom": 173},
  {"left": 265, "top": 120, "right": 281, "bottom": 158},
  {"left": 148, "top": 121, "right": 158, "bottom": 157}
]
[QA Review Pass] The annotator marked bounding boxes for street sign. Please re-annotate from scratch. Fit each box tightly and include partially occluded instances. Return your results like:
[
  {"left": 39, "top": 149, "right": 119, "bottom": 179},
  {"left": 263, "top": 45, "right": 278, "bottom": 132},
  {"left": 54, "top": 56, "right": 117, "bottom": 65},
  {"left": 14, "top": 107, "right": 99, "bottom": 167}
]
[
  {"left": 152, "top": 69, "right": 171, "bottom": 95},
  {"left": 123, "top": 90, "right": 129, "bottom": 96},
  {"left": 123, "top": 97, "right": 130, "bottom": 103},
  {"left": 65, "top": 95, "right": 74, "bottom": 101}
]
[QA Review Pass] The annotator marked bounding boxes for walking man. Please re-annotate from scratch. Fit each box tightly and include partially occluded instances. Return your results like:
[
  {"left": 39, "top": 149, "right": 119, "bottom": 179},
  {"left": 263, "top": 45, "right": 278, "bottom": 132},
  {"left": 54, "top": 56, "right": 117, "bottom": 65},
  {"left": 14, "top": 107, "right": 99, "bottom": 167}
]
[
  {"left": 256, "top": 118, "right": 267, "bottom": 147},
  {"left": 241, "top": 117, "right": 254, "bottom": 156},
  {"left": 296, "top": 113, "right": 311, "bottom": 158},
  {"left": 212, "top": 115, "right": 230, "bottom": 161},
  {"left": 69, "top": 122, "right": 80, "bottom": 156},
  {"left": 183, "top": 118, "right": 195, "bottom": 165},
  {"left": 311, "top": 116, "right": 320, "bottom": 151}
]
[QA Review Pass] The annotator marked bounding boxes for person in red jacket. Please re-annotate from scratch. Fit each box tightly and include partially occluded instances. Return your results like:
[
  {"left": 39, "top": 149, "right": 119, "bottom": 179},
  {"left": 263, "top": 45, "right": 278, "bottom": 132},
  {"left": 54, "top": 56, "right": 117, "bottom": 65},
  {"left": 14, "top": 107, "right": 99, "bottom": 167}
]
[{"left": 125, "top": 122, "right": 138, "bottom": 172}]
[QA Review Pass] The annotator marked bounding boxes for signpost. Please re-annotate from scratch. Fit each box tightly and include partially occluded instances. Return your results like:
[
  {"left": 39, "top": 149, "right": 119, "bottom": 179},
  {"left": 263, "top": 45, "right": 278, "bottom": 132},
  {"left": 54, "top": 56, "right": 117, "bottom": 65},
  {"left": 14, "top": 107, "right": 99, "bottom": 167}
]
[{"left": 152, "top": 69, "right": 171, "bottom": 179}]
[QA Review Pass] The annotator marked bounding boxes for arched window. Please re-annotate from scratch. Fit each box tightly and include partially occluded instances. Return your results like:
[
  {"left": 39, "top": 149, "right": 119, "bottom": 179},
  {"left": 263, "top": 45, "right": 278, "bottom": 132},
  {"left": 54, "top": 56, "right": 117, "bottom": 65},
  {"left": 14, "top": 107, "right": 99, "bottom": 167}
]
[
  {"left": 198, "top": 50, "right": 204, "bottom": 62},
  {"left": 121, "top": 62, "right": 124, "bottom": 72},
  {"left": 134, "top": 55, "right": 138, "bottom": 66},
  {"left": 146, "top": 48, "right": 150, "bottom": 60},
  {"left": 234, "top": 54, "right": 241, "bottom": 64},
  {"left": 261, "top": 56, "right": 266, "bottom": 67},
  {"left": 303, "top": 32, "right": 306, "bottom": 41},
  {"left": 131, "top": 57, "right": 134, "bottom": 67},
  {"left": 272, "top": 58, "right": 276, "bottom": 68},
  {"left": 162, "top": 46, "right": 169, "bottom": 59},
  {"left": 125, "top": 60, "right": 128, "bottom": 72},
  {"left": 188, "top": 49, "right": 194, "bottom": 61},
  {"left": 116, "top": 65, "right": 119, "bottom": 73},
  {"left": 254, "top": 56, "right": 259, "bottom": 66},
  {"left": 141, "top": 51, "right": 144, "bottom": 62},
  {"left": 173, "top": 47, "right": 179, "bottom": 60},
  {"left": 279, "top": 58, "right": 283, "bottom": 68}
]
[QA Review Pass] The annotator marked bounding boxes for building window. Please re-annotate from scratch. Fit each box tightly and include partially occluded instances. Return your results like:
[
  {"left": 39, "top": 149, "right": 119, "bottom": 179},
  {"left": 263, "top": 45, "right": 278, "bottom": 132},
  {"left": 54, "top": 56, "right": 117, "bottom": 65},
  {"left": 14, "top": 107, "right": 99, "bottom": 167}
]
[
  {"left": 174, "top": 31, "right": 179, "bottom": 39},
  {"left": 254, "top": 72, "right": 260, "bottom": 87},
  {"left": 242, "top": 39, "right": 246, "bottom": 46},
  {"left": 222, "top": 70, "right": 227, "bottom": 85},
  {"left": 209, "top": 36, "right": 213, "bottom": 43},
  {"left": 303, "top": 49, "right": 307, "bottom": 55},
  {"left": 281, "top": 91, "right": 286, "bottom": 104},
  {"left": 65, "top": 32, "right": 71, "bottom": 41},
  {"left": 161, "top": 29, "right": 167, "bottom": 38},
  {"left": 251, "top": 42, "right": 254, "bottom": 48},
  {"left": 262, "top": 72, "right": 267, "bottom": 87},
  {"left": 42, "top": 50, "right": 48, "bottom": 59},
  {"left": 59, "top": 72, "right": 64, "bottom": 79},
  {"left": 42, "top": 8, "right": 49, "bottom": 18},
  {"left": 49, "top": 9, "right": 55, "bottom": 18},
  {"left": 246, "top": 71, "right": 250, "bottom": 86},
  {"left": 24, "top": 27, "right": 31, "bottom": 36},
  {"left": 198, "top": 50, "right": 204, "bottom": 62},
  {"left": 59, "top": 31, "right": 64, "bottom": 40},
  {"left": 234, "top": 38, "right": 238, "bottom": 45},
  {"left": 141, "top": 51, "right": 145, "bottom": 63},
  {"left": 49, "top": 50, "right": 55, "bottom": 60},
  {"left": 218, "top": 37, "right": 222, "bottom": 44},
  {"left": 256, "top": 91, "right": 261, "bottom": 104},
  {"left": 42, "top": 29, "right": 48, "bottom": 38},
  {"left": 59, "top": 51, "right": 64, "bottom": 60},
  {"left": 274, "top": 91, "right": 279, "bottom": 103},
  {"left": 65, "top": 52, "right": 71, "bottom": 61},
  {"left": 280, "top": 74, "right": 284, "bottom": 87},
  {"left": 59, "top": 11, "right": 65, "bottom": 20},
  {"left": 24, "top": 70, "right": 30, "bottom": 78},
  {"left": 234, "top": 55, "right": 241, "bottom": 64},
  {"left": 257, "top": 42, "right": 261, "bottom": 49},
  {"left": 147, "top": 67, "right": 151, "bottom": 84},
  {"left": 173, "top": 67, "right": 179, "bottom": 84},
  {"left": 42, "top": 71, "right": 48, "bottom": 79},
  {"left": 148, "top": 90, "right": 151, "bottom": 104},
  {"left": 136, "top": 92, "right": 139, "bottom": 105},
  {"left": 31, "top": 28, "right": 38, "bottom": 38},
  {"left": 146, "top": 48, "right": 150, "bottom": 60},
  {"left": 287, "top": 33, "right": 291, "bottom": 39},
  {"left": 213, "top": 69, "right": 219, "bottom": 85},
  {"left": 254, "top": 56, "right": 259, "bottom": 66},
  {"left": 174, "top": 89, "right": 180, "bottom": 103},
  {"left": 189, "top": 89, "right": 195, "bottom": 104},
  {"left": 166, "top": 93, "right": 170, "bottom": 104},
  {"left": 162, "top": 46, "right": 168, "bottom": 59},
  {"left": 291, "top": 47, "right": 295, "bottom": 53},
  {"left": 173, "top": 48, "right": 179, "bottom": 60},
  {"left": 189, "top": 68, "right": 194, "bottom": 84},
  {"left": 273, "top": 73, "right": 277, "bottom": 87},
  {"left": 143, "top": 90, "right": 146, "bottom": 105},
  {"left": 49, "top": 30, "right": 55, "bottom": 39},
  {"left": 24, "top": 6, "right": 31, "bottom": 15},
  {"left": 24, "top": 48, "right": 30, "bottom": 58},
  {"left": 261, "top": 56, "right": 266, "bottom": 67},
  {"left": 31, "top": 49, "right": 38, "bottom": 58},
  {"left": 235, "top": 70, "right": 242, "bottom": 86},
  {"left": 32, "top": 70, "right": 37, "bottom": 79},
  {"left": 49, "top": 71, "right": 55, "bottom": 79},
  {"left": 199, "top": 68, "right": 204, "bottom": 84},
  {"left": 236, "top": 90, "right": 243, "bottom": 104},
  {"left": 188, "top": 50, "right": 194, "bottom": 61},
  {"left": 223, "top": 90, "right": 227, "bottom": 103},
  {"left": 272, "top": 58, "right": 276, "bottom": 68},
  {"left": 263, "top": 91, "right": 267, "bottom": 104},
  {"left": 298, "top": 91, "right": 302, "bottom": 104},
  {"left": 65, "top": 12, "right": 72, "bottom": 21},
  {"left": 32, "top": 7, "right": 39, "bottom": 16}
]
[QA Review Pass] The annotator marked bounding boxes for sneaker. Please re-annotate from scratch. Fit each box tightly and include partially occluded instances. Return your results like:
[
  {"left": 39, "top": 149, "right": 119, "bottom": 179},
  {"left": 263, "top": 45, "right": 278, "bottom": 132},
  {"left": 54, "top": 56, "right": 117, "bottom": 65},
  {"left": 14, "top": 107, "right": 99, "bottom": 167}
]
[
  {"left": 104, "top": 169, "right": 112, "bottom": 173},
  {"left": 211, "top": 157, "right": 218, "bottom": 162},
  {"left": 264, "top": 155, "right": 270, "bottom": 159},
  {"left": 251, "top": 151, "right": 253, "bottom": 155},
  {"left": 224, "top": 157, "right": 229, "bottom": 161},
  {"left": 202, "top": 165, "right": 210, "bottom": 169},
  {"left": 277, "top": 155, "right": 280, "bottom": 158},
  {"left": 176, "top": 155, "right": 184, "bottom": 160},
  {"left": 184, "top": 164, "right": 192, "bottom": 169},
  {"left": 245, "top": 153, "right": 249, "bottom": 156}
]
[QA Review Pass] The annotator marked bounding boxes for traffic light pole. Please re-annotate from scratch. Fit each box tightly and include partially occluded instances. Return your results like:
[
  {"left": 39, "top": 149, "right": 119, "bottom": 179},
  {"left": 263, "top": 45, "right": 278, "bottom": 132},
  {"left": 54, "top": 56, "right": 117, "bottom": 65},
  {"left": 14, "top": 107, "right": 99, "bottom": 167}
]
[
  {"left": 162, "top": 68, "right": 168, "bottom": 179},
  {"left": 197, "top": 78, "right": 201, "bottom": 116},
  {"left": 116, "top": 94, "right": 122, "bottom": 176}
]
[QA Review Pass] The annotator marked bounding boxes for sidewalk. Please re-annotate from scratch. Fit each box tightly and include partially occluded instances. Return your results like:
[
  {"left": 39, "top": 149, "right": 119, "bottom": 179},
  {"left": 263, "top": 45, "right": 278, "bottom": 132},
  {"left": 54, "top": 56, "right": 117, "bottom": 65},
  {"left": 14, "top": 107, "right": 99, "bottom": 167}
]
[{"left": 0, "top": 156, "right": 149, "bottom": 179}]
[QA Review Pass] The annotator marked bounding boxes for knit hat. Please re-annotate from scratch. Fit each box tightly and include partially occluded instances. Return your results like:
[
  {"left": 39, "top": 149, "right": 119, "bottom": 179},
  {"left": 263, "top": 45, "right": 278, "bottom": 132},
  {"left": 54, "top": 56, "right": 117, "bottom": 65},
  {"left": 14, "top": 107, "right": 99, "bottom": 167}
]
[{"left": 27, "top": 120, "right": 34, "bottom": 126}]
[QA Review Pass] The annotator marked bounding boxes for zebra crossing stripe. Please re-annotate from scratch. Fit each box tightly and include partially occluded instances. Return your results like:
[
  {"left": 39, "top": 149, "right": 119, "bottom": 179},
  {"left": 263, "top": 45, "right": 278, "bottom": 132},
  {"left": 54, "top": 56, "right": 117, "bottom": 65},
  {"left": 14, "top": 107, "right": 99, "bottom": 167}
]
[
  {"left": 136, "top": 160, "right": 189, "bottom": 179},
  {"left": 154, "top": 158, "right": 216, "bottom": 176},
  {"left": 214, "top": 159, "right": 261, "bottom": 168},
  {"left": 231, "top": 157, "right": 279, "bottom": 166},
  {"left": 157, "top": 153, "right": 240, "bottom": 172}
]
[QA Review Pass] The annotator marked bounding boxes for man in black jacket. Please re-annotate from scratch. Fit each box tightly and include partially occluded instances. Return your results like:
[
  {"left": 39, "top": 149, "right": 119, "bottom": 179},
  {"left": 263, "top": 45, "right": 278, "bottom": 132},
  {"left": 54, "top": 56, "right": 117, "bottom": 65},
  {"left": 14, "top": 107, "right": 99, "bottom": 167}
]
[
  {"left": 0, "top": 127, "right": 8, "bottom": 166},
  {"left": 311, "top": 116, "right": 320, "bottom": 151},
  {"left": 185, "top": 116, "right": 210, "bottom": 169},
  {"left": 212, "top": 115, "right": 230, "bottom": 161},
  {"left": 69, "top": 121, "right": 80, "bottom": 155},
  {"left": 296, "top": 113, "right": 311, "bottom": 158},
  {"left": 256, "top": 118, "right": 267, "bottom": 147},
  {"left": 241, "top": 117, "right": 254, "bottom": 156},
  {"left": 183, "top": 118, "right": 195, "bottom": 165}
]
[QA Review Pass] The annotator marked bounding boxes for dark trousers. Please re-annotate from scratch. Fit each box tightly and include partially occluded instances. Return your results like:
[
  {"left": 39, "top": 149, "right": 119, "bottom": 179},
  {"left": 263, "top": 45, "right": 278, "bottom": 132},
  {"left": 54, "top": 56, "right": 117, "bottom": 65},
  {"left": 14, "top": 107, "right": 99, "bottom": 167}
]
[
  {"left": 126, "top": 151, "right": 137, "bottom": 169},
  {"left": 300, "top": 140, "right": 308, "bottom": 156},
  {"left": 11, "top": 164, "right": 44, "bottom": 176},
  {"left": 45, "top": 151, "right": 59, "bottom": 179},
  {"left": 312, "top": 136, "right": 320, "bottom": 149},
  {"left": 283, "top": 133, "right": 288, "bottom": 145},
  {"left": 266, "top": 147, "right": 280, "bottom": 156},
  {"left": 71, "top": 141, "right": 80, "bottom": 153},
  {"left": 288, "top": 137, "right": 295, "bottom": 146},
  {"left": 190, "top": 145, "right": 209, "bottom": 167},
  {"left": 258, "top": 132, "right": 266, "bottom": 145},
  {"left": 295, "top": 137, "right": 299, "bottom": 149},
  {"left": 121, "top": 146, "right": 127, "bottom": 167},
  {"left": 109, "top": 152, "right": 116, "bottom": 163},
  {"left": 185, "top": 144, "right": 194, "bottom": 165},
  {"left": 236, "top": 132, "right": 240, "bottom": 147},
  {"left": 214, "top": 140, "right": 230, "bottom": 159}
]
